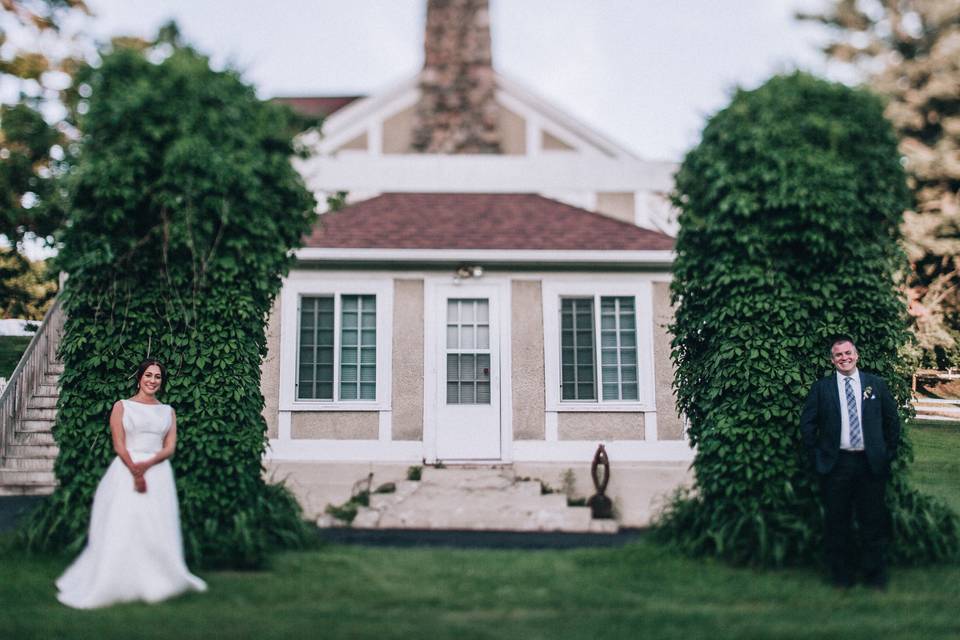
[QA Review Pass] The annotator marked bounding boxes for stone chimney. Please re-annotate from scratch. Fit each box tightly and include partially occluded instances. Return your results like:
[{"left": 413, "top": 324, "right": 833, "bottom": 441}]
[{"left": 410, "top": 0, "right": 502, "bottom": 154}]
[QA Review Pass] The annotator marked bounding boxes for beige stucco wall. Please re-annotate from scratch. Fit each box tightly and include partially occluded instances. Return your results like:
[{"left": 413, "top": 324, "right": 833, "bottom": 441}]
[
  {"left": 542, "top": 131, "right": 574, "bottom": 151},
  {"left": 383, "top": 105, "right": 415, "bottom": 154},
  {"left": 291, "top": 411, "right": 379, "bottom": 440},
  {"left": 336, "top": 131, "right": 368, "bottom": 152},
  {"left": 652, "top": 282, "right": 683, "bottom": 439},
  {"left": 511, "top": 280, "right": 545, "bottom": 439},
  {"left": 261, "top": 297, "right": 282, "bottom": 439},
  {"left": 392, "top": 279, "right": 424, "bottom": 440},
  {"left": 595, "top": 192, "right": 636, "bottom": 225},
  {"left": 498, "top": 104, "right": 526, "bottom": 155},
  {"left": 557, "top": 412, "right": 645, "bottom": 440}
]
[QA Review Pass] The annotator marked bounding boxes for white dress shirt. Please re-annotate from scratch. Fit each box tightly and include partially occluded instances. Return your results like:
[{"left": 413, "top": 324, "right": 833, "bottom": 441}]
[{"left": 836, "top": 368, "right": 864, "bottom": 451}]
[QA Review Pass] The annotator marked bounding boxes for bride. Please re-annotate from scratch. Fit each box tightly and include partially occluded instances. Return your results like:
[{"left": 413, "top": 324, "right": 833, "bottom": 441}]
[{"left": 56, "top": 359, "right": 207, "bottom": 608}]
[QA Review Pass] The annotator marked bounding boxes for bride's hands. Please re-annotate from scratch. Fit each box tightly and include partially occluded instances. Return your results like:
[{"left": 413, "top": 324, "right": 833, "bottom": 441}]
[{"left": 134, "top": 475, "right": 147, "bottom": 493}]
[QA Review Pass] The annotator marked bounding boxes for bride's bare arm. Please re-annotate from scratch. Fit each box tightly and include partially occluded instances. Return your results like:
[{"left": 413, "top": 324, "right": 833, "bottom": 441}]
[{"left": 110, "top": 401, "right": 146, "bottom": 492}]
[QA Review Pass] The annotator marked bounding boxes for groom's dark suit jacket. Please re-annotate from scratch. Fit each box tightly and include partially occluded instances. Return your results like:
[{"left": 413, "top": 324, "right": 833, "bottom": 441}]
[{"left": 800, "top": 371, "right": 901, "bottom": 477}]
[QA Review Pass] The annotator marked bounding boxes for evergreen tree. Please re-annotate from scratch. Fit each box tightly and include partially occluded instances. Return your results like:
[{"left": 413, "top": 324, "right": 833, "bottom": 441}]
[
  {"left": 23, "top": 42, "right": 316, "bottom": 568},
  {"left": 799, "top": 1, "right": 960, "bottom": 368},
  {"left": 656, "top": 72, "right": 958, "bottom": 566}
]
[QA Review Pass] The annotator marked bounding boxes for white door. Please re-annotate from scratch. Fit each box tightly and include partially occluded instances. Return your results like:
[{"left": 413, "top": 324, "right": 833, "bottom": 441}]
[{"left": 433, "top": 284, "right": 501, "bottom": 460}]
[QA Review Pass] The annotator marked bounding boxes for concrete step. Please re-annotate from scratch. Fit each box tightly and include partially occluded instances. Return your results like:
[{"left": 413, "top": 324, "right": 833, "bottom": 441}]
[
  {"left": 0, "top": 469, "right": 56, "bottom": 486},
  {"left": 27, "top": 395, "right": 58, "bottom": 409},
  {"left": 35, "top": 384, "right": 59, "bottom": 398},
  {"left": 1, "top": 457, "right": 55, "bottom": 471},
  {"left": 41, "top": 375, "right": 60, "bottom": 387},
  {"left": 12, "top": 431, "right": 55, "bottom": 446},
  {"left": 22, "top": 408, "right": 56, "bottom": 421},
  {"left": 47, "top": 363, "right": 65, "bottom": 375},
  {"left": 18, "top": 420, "right": 54, "bottom": 432},
  {"left": 0, "top": 483, "right": 55, "bottom": 496},
  {"left": 419, "top": 467, "right": 516, "bottom": 489},
  {"left": 5, "top": 444, "right": 58, "bottom": 459}
]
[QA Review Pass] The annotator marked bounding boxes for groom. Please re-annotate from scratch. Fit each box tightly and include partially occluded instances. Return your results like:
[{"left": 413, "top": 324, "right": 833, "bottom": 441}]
[{"left": 800, "top": 336, "right": 901, "bottom": 589}]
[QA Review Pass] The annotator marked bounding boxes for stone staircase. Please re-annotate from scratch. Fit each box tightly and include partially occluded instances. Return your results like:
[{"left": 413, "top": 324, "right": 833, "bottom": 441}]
[
  {"left": 0, "top": 298, "right": 63, "bottom": 496},
  {"left": 325, "top": 466, "right": 618, "bottom": 533},
  {"left": 0, "top": 364, "right": 60, "bottom": 495}
]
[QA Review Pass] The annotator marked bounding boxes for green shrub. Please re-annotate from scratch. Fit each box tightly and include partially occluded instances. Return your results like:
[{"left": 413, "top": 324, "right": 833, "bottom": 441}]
[
  {"left": 656, "top": 72, "right": 959, "bottom": 566},
  {"left": 21, "top": 43, "right": 316, "bottom": 568}
]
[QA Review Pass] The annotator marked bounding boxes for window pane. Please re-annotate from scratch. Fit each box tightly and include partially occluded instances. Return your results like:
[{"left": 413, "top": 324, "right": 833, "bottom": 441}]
[
  {"left": 476, "top": 301, "right": 489, "bottom": 322},
  {"left": 477, "top": 354, "right": 490, "bottom": 380},
  {"left": 446, "top": 325, "right": 458, "bottom": 348},
  {"left": 360, "top": 347, "right": 376, "bottom": 364},
  {"left": 359, "top": 383, "right": 376, "bottom": 400},
  {"left": 461, "top": 326, "right": 475, "bottom": 349},
  {"left": 447, "top": 354, "right": 458, "bottom": 382},
  {"left": 461, "top": 354, "right": 475, "bottom": 382},
  {"left": 462, "top": 302, "right": 475, "bottom": 322},
  {"left": 460, "top": 383, "right": 475, "bottom": 404},
  {"left": 342, "top": 329, "right": 358, "bottom": 347},
  {"left": 360, "top": 366, "right": 376, "bottom": 382},
  {"left": 476, "top": 382, "right": 491, "bottom": 403},
  {"left": 447, "top": 382, "right": 459, "bottom": 404},
  {"left": 477, "top": 325, "right": 490, "bottom": 349},
  {"left": 340, "top": 383, "right": 358, "bottom": 400},
  {"left": 341, "top": 348, "right": 357, "bottom": 364}
]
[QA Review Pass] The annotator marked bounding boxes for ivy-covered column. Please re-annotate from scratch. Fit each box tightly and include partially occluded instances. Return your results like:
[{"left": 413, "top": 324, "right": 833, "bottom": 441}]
[
  {"left": 25, "top": 43, "right": 317, "bottom": 568},
  {"left": 657, "top": 72, "right": 958, "bottom": 566}
]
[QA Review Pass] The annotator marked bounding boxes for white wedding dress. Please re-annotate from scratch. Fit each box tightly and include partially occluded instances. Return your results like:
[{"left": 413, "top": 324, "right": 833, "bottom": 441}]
[{"left": 56, "top": 399, "right": 207, "bottom": 609}]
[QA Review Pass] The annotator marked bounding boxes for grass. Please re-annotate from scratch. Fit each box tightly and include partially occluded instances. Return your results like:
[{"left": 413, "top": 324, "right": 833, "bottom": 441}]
[
  {"left": 1, "top": 423, "right": 958, "bottom": 640},
  {"left": 0, "top": 335, "right": 32, "bottom": 378},
  {"left": 908, "top": 420, "right": 960, "bottom": 515}
]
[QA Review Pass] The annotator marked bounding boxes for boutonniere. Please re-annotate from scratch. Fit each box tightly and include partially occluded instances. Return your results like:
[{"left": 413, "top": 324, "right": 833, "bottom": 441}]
[{"left": 863, "top": 386, "right": 874, "bottom": 400}]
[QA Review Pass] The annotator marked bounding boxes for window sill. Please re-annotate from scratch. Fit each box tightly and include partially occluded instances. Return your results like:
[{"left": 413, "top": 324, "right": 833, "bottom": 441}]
[
  {"left": 280, "top": 401, "right": 389, "bottom": 412},
  {"left": 548, "top": 403, "right": 653, "bottom": 413}
]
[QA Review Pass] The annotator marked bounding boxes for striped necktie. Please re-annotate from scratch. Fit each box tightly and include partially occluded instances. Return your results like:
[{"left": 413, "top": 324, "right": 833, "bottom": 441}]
[{"left": 844, "top": 376, "right": 862, "bottom": 449}]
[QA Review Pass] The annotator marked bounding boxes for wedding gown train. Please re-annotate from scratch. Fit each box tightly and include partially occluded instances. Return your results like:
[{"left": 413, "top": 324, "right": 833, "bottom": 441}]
[{"left": 56, "top": 399, "right": 207, "bottom": 609}]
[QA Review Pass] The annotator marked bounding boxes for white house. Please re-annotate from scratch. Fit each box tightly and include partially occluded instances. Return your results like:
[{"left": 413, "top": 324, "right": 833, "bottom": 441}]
[{"left": 262, "top": 0, "right": 691, "bottom": 526}]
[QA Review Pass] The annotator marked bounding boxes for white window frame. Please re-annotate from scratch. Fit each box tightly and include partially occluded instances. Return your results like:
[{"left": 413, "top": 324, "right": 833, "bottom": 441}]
[
  {"left": 543, "top": 280, "right": 656, "bottom": 412},
  {"left": 279, "top": 276, "right": 393, "bottom": 411}
]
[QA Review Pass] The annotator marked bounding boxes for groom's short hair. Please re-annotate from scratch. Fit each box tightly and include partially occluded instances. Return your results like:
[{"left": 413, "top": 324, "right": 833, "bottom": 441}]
[{"left": 828, "top": 335, "right": 857, "bottom": 353}]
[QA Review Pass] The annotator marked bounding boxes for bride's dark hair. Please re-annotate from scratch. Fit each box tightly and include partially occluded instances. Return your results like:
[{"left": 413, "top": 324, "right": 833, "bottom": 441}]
[{"left": 134, "top": 359, "right": 167, "bottom": 394}]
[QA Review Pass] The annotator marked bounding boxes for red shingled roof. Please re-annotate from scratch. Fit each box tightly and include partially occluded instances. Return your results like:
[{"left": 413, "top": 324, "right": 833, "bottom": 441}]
[
  {"left": 303, "top": 193, "right": 674, "bottom": 251},
  {"left": 272, "top": 96, "right": 363, "bottom": 119}
]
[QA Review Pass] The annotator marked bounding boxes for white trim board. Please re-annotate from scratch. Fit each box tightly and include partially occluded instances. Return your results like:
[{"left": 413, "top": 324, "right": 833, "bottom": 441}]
[
  {"left": 295, "top": 154, "right": 676, "bottom": 193},
  {"left": 512, "top": 440, "right": 694, "bottom": 462},
  {"left": 295, "top": 248, "right": 674, "bottom": 267},
  {"left": 262, "top": 439, "right": 693, "bottom": 463}
]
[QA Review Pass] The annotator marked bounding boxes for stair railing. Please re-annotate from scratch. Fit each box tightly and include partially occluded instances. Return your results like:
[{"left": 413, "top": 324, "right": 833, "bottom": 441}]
[{"left": 0, "top": 296, "right": 64, "bottom": 464}]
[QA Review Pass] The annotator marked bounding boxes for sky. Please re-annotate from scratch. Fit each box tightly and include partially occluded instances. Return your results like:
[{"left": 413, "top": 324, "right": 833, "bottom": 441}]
[{"left": 76, "top": 0, "right": 847, "bottom": 162}]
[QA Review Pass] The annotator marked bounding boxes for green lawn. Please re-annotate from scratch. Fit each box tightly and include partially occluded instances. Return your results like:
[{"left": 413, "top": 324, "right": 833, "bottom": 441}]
[
  {"left": 1, "top": 423, "right": 958, "bottom": 640},
  {"left": 908, "top": 420, "right": 960, "bottom": 515},
  {"left": 0, "top": 335, "right": 32, "bottom": 378}
]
